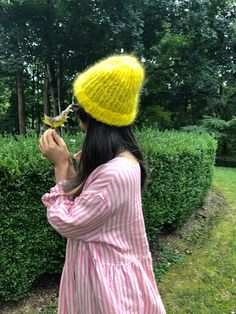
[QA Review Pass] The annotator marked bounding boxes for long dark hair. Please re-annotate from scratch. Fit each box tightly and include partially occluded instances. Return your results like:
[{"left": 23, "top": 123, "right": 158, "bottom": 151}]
[{"left": 64, "top": 106, "right": 147, "bottom": 196}]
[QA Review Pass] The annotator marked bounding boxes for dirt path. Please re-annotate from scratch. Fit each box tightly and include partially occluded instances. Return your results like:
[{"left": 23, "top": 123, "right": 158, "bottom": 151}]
[{"left": 0, "top": 275, "right": 59, "bottom": 314}]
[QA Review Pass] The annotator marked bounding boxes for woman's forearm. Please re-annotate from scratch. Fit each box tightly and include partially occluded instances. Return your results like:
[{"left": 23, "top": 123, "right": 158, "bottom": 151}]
[{"left": 54, "top": 159, "right": 76, "bottom": 183}]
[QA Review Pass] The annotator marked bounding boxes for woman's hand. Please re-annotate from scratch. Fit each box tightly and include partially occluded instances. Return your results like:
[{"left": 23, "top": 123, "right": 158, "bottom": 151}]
[
  {"left": 39, "top": 130, "right": 76, "bottom": 183},
  {"left": 73, "top": 150, "right": 82, "bottom": 160},
  {"left": 39, "top": 129, "right": 70, "bottom": 166}
]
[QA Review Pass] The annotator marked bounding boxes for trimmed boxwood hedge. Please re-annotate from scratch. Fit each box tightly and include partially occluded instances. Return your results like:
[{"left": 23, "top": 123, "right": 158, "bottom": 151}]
[
  {"left": 0, "top": 129, "right": 217, "bottom": 301},
  {"left": 139, "top": 129, "right": 217, "bottom": 239},
  {"left": 0, "top": 132, "right": 83, "bottom": 302}
]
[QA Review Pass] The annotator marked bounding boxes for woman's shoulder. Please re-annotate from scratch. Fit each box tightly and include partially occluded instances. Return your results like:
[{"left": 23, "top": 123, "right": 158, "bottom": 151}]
[
  {"left": 86, "top": 157, "right": 140, "bottom": 186},
  {"left": 98, "top": 157, "right": 139, "bottom": 174},
  {"left": 86, "top": 158, "right": 140, "bottom": 194}
]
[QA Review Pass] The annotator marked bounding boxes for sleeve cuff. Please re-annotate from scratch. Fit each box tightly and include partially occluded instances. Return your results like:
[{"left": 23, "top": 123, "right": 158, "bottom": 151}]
[{"left": 41, "top": 181, "right": 67, "bottom": 207}]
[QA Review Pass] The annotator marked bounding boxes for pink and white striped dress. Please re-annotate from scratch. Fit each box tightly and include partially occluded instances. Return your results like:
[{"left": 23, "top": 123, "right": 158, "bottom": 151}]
[{"left": 42, "top": 157, "right": 166, "bottom": 314}]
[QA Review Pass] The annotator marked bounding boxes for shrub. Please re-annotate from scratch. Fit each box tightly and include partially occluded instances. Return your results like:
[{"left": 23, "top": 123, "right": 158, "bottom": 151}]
[
  {"left": 216, "top": 155, "right": 236, "bottom": 167},
  {"left": 0, "top": 129, "right": 217, "bottom": 301},
  {"left": 0, "top": 132, "right": 84, "bottom": 302},
  {"left": 182, "top": 116, "right": 236, "bottom": 167},
  {"left": 139, "top": 129, "right": 217, "bottom": 239}
]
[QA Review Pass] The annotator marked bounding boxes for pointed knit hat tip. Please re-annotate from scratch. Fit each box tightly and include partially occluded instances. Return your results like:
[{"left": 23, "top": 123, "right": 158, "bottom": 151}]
[{"left": 73, "top": 54, "right": 145, "bottom": 126}]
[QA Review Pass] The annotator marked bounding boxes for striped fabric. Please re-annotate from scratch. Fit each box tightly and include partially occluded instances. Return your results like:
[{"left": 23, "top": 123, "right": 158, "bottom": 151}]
[{"left": 42, "top": 157, "right": 166, "bottom": 314}]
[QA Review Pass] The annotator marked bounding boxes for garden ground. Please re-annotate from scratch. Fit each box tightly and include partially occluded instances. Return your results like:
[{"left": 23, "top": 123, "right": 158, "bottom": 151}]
[
  {"left": 1, "top": 167, "right": 235, "bottom": 314},
  {"left": 158, "top": 167, "right": 236, "bottom": 313}
]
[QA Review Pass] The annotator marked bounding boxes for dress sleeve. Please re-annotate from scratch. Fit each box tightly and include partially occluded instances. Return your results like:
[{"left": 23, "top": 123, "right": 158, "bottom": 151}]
[{"left": 42, "top": 179, "right": 111, "bottom": 240}]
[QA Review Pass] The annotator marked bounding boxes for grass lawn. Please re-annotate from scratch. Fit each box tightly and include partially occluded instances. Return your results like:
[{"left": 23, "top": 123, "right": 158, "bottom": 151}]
[{"left": 158, "top": 167, "right": 236, "bottom": 314}]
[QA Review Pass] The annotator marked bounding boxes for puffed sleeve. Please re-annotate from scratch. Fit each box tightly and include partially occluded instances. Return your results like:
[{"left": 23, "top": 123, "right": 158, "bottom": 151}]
[{"left": 42, "top": 178, "right": 111, "bottom": 240}]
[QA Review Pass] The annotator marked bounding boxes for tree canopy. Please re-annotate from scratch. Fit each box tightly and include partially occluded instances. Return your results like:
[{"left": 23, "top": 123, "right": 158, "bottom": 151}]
[{"left": 0, "top": 0, "right": 235, "bottom": 134}]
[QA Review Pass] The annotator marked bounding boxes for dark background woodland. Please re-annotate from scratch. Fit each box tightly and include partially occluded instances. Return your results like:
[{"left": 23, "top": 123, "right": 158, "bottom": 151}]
[{"left": 0, "top": 0, "right": 236, "bottom": 160}]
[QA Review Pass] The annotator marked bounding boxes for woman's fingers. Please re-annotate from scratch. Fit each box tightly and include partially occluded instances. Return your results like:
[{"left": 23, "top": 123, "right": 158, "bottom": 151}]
[
  {"left": 51, "top": 130, "right": 66, "bottom": 148},
  {"left": 39, "top": 130, "right": 66, "bottom": 151},
  {"left": 73, "top": 150, "right": 82, "bottom": 160},
  {"left": 44, "top": 129, "right": 54, "bottom": 145},
  {"left": 38, "top": 129, "right": 70, "bottom": 165},
  {"left": 39, "top": 129, "right": 54, "bottom": 156}
]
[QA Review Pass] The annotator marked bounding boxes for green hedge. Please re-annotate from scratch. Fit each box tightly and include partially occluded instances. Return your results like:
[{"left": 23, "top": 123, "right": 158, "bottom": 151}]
[
  {"left": 0, "top": 129, "right": 217, "bottom": 302},
  {"left": 0, "top": 132, "right": 83, "bottom": 302},
  {"left": 139, "top": 129, "right": 217, "bottom": 239}
]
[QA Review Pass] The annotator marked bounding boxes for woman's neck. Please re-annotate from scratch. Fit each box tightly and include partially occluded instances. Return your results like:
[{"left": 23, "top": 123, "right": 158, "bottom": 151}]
[{"left": 116, "top": 151, "right": 138, "bottom": 165}]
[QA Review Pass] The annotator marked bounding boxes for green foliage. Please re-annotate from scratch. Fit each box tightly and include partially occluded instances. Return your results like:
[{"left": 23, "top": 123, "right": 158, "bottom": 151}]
[
  {"left": 0, "top": 129, "right": 216, "bottom": 301},
  {"left": 153, "top": 247, "right": 185, "bottom": 282},
  {"left": 1, "top": 0, "right": 236, "bottom": 134},
  {"left": 142, "top": 0, "right": 236, "bottom": 127},
  {"left": 0, "top": 75, "right": 18, "bottom": 134},
  {"left": 138, "top": 129, "right": 217, "bottom": 239},
  {"left": 183, "top": 116, "right": 236, "bottom": 166},
  {"left": 0, "top": 131, "right": 84, "bottom": 302},
  {"left": 139, "top": 105, "right": 173, "bottom": 129}
]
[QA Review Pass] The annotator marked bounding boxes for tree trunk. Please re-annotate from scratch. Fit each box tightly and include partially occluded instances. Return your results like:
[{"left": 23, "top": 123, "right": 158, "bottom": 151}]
[
  {"left": 57, "top": 52, "right": 62, "bottom": 115},
  {"left": 57, "top": 52, "right": 65, "bottom": 136},
  {"left": 16, "top": 69, "right": 26, "bottom": 135},
  {"left": 218, "top": 84, "right": 228, "bottom": 119},
  {"left": 36, "top": 67, "right": 42, "bottom": 134},
  {"left": 47, "top": 62, "right": 57, "bottom": 116},
  {"left": 31, "top": 69, "right": 36, "bottom": 129},
  {"left": 43, "top": 66, "right": 50, "bottom": 116}
]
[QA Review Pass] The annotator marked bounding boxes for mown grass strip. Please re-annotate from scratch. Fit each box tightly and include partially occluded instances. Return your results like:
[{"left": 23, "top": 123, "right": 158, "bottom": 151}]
[{"left": 157, "top": 167, "right": 236, "bottom": 314}]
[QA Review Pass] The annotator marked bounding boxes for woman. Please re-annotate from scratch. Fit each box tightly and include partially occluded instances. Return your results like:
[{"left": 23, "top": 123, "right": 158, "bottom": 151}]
[{"left": 39, "top": 55, "right": 166, "bottom": 314}]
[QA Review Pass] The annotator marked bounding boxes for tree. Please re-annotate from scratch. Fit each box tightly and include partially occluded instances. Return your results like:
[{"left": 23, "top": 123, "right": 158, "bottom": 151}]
[
  {"left": 0, "top": 0, "right": 236, "bottom": 135},
  {"left": 141, "top": 0, "right": 236, "bottom": 127}
]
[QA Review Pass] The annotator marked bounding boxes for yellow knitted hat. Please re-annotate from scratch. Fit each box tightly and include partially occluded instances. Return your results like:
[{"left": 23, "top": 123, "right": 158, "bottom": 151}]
[{"left": 73, "top": 55, "right": 144, "bottom": 126}]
